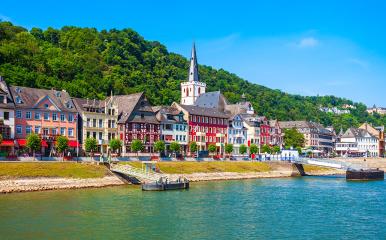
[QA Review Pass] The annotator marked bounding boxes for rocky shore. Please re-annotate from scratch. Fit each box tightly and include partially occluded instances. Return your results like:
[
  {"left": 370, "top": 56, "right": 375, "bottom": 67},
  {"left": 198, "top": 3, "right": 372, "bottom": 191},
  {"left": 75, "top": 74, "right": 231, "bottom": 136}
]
[{"left": 0, "top": 176, "right": 125, "bottom": 193}]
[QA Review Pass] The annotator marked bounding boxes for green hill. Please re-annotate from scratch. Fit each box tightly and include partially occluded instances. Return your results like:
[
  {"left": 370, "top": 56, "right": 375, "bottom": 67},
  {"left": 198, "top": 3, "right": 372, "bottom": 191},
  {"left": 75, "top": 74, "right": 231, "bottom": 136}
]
[{"left": 0, "top": 21, "right": 384, "bottom": 130}]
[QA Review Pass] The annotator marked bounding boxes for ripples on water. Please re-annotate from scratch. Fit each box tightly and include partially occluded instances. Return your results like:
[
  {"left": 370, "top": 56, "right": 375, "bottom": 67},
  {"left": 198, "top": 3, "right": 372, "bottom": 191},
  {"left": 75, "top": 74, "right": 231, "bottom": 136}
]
[{"left": 0, "top": 176, "right": 385, "bottom": 240}]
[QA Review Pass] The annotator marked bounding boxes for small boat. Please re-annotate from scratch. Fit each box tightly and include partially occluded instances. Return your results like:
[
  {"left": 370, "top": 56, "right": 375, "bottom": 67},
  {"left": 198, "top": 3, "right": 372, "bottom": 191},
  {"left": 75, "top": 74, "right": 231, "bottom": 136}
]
[
  {"left": 346, "top": 169, "right": 384, "bottom": 181},
  {"left": 142, "top": 177, "right": 189, "bottom": 191}
]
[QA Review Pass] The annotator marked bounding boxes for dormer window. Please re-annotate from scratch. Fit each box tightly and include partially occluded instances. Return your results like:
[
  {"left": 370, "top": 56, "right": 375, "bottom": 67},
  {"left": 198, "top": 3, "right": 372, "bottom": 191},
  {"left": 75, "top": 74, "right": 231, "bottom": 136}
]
[
  {"left": 66, "top": 101, "right": 73, "bottom": 109},
  {"left": 15, "top": 87, "right": 21, "bottom": 93},
  {"left": 16, "top": 96, "right": 22, "bottom": 104},
  {"left": 56, "top": 92, "right": 61, "bottom": 97}
]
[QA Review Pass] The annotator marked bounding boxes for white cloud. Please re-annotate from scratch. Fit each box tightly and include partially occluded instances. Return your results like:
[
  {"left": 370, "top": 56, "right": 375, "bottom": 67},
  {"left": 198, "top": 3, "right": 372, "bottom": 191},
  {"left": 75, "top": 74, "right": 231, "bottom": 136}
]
[
  {"left": 297, "top": 37, "right": 319, "bottom": 48},
  {"left": 347, "top": 58, "right": 369, "bottom": 69}
]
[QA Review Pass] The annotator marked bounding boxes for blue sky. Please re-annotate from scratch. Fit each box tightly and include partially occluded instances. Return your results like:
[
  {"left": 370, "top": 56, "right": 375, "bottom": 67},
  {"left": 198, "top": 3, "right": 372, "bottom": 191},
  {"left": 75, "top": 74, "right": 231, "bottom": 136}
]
[{"left": 1, "top": 0, "right": 386, "bottom": 106}]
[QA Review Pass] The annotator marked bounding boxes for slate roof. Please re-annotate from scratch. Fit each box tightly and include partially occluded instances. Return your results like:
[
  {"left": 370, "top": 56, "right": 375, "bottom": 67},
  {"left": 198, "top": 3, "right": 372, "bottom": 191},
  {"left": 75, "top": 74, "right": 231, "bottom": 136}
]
[
  {"left": 72, "top": 98, "right": 106, "bottom": 112},
  {"left": 194, "top": 91, "right": 228, "bottom": 110},
  {"left": 342, "top": 128, "right": 377, "bottom": 139},
  {"left": 178, "top": 104, "right": 230, "bottom": 118},
  {"left": 9, "top": 86, "right": 76, "bottom": 112},
  {"left": 115, "top": 93, "right": 159, "bottom": 124},
  {"left": 156, "top": 106, "right": 186, "bottom": 123},
  {"left": 0, "top": 79, "right": 15, "bottom": 110}
]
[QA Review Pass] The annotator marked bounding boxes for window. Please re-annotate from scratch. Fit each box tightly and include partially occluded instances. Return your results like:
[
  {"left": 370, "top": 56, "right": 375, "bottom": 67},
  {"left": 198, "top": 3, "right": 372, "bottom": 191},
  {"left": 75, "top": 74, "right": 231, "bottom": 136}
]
[
  {"left": 99, "top": 119, "right": 103, "bottom": 128},
  {"left": 16, "top": 110, "right": 22, "bottom": 118},
  {"left": 43, "top": 128, "right": 49, "bottom": 135},
  {"left": 52, "top": 113, "right": 57, "bottom": 121},
  {"left": 68, "top": 114, "right": 73, "bottom": 122},
  {"left": 92, "top": 132, "right": 97, "bottom": 139},
  {"left": 26, "top": 111, "right": 31, "bottom": 119},
  {"left": 16, "top": 125, "right": 22, "bottom": 135},
  {"left": 4, "top": 111, "right": 9, "bottom": 120},
  {"left": 68, "top": 128, "right": 74, "bottom": 137},
  {"left": 44, "top": 104, "right": 49, "bottom": 109},
  {"left": 60, "top": 127, "right": 66, "bottom": 136},
  {"left": 16, "top": 96, "right": 22, "bottom": 104},
  {"left": 60, "top": 113, "right": 65, "bottom": 122},
  {"left": 93, "top": 119, "right": 97, "bottom": 128},
  {"left": 44, "top": 112, "right": 49, "bottom": 121},
  {"left": 34, "top": 112, "right": 41, "bottom": 120},
  {"left": 99, "top": 132, "right": 103, "bottom": 140},
  {"left": 26, "top": 126, "right": 32, "bottom": 135},
  {"left": 52, "top": 128, "right": 57, "bottom": 135},
  {"left": 35, "top": 126, "right": 41, "bottom": 134}
]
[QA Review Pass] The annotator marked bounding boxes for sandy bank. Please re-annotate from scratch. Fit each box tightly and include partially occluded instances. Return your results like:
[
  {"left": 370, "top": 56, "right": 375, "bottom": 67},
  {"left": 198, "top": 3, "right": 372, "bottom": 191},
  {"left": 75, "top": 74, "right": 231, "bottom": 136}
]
[{"left": 0, "top": 176, "right": 125, "bottom": 194}]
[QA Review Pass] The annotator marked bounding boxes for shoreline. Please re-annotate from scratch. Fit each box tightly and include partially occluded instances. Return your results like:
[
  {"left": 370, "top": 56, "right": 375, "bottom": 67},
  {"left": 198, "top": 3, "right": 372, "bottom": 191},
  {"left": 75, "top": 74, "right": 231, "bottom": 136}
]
[{"left": 0, "top": 169, "right": 345, "bottom": 194}]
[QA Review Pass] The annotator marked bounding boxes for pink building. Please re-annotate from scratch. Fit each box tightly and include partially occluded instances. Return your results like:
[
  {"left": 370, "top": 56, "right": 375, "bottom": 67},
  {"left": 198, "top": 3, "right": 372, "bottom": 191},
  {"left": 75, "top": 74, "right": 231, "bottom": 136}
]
[{"left": 10, "top": 86, "right": 78, "bottom": 155}]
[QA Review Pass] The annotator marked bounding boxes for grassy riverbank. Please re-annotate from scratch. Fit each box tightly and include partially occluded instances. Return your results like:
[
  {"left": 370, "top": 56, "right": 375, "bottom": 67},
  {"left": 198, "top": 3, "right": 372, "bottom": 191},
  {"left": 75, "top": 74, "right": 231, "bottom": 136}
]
[
  {"left": 0, "top": 162, "right": 110, "bottom": 179},
  {"left": 124, "top": 161, "right": 273, "bottom": 174}
]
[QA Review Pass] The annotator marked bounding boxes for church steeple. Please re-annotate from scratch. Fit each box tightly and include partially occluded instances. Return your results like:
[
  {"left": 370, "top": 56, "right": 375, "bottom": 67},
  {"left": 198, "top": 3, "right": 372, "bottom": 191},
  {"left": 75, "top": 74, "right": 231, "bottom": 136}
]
[
  {"left": 180, "top": 42, "right": 206, "bottom": 105},
  {"left": 188, "top": 42, "right": 199, "bottom": 82}
]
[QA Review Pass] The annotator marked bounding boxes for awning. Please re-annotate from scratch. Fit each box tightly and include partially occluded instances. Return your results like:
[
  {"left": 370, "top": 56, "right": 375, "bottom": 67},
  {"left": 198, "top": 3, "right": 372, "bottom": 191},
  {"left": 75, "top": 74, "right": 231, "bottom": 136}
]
[
  {"left": 41, "top": 140, "right": 48, "bottom": 147},
  {"left": 68, "top": 140, "right": 79, "bottom": 147},
  {"left": 1, "top": 140, "right": 14, "bottom": 147},
  {"left": 16, "top": 139, "right": 27, "bottom": 146}
]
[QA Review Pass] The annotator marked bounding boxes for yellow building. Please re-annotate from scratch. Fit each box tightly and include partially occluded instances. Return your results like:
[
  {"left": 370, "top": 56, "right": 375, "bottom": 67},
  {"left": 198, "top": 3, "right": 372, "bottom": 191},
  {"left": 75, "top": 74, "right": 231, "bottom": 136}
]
[{"left": 73, "top": 96, "right": 118, "bottom": 154}]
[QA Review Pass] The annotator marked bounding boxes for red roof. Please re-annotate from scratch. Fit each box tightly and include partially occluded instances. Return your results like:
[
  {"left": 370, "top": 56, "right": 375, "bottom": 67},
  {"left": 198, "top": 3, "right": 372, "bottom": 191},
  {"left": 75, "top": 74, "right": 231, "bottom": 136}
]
[
  {"left": 1, "top": 140, "right": 14, "bottom": 147},
  {"left": 68, "top": 140, "right": 79, "bottom": 147}
]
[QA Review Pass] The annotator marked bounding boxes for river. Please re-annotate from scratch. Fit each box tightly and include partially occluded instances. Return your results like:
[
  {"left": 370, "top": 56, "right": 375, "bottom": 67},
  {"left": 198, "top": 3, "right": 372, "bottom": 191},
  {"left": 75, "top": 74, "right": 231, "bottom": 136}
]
[{"left": 0, "top": 176, "right": 385, "bottom": 239}]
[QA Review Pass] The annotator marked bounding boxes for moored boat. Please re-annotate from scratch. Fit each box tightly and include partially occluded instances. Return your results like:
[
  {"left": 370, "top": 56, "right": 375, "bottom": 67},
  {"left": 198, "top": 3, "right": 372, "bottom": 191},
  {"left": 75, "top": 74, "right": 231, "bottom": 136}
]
[
  {"left": 346, "top": 169, "right": 384, "bottom": 181},
  {"left": 142, "top": 177, "right": 189, "bottom": 191}
]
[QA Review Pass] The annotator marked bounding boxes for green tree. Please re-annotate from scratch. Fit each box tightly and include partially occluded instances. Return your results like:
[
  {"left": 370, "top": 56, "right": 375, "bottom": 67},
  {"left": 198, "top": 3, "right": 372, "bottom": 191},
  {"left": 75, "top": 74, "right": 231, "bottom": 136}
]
[
  {"left": 26, "top": 133, "right": 41, "bottom": 159},
  {"left": 170, "top": 141, "right": 180, "bottom": 156},
  {"left": 189, "top": 141, "right": 197, "bottom": 154},
  {"left": 131, "top": 139, "right": 143, "bottom": 155},
  {"left": 56, "top": 135, "right": 69, "bottom": 160},
  {"left": 225, "top": 144, "right": 233, "bottom": 159},
  {"left": 153, "top": 140, "right": 165, "bottom": 154},
  {"left": 272, "top": 146, "right": 281, "bottom": 154},
  {"left": 109, "top": 138, "right": 122, "bottom": 155},
  {"left": 249, "top": 144, "right": 259, "bottom": 155},
  {"left": 284, "top": 128, "right": 305, "bottom": 149},
  {"left": 208, "top": 144, "right": 216, "bottom": 156},
  {"left": 261, "top": 144, "right": 272, "bottom": 154},
  {"left": 85, "top": 138, "right": 98, "bottom": 156},
  {"left": 239, "top": 144, "right": 247, "bottom": 155}
]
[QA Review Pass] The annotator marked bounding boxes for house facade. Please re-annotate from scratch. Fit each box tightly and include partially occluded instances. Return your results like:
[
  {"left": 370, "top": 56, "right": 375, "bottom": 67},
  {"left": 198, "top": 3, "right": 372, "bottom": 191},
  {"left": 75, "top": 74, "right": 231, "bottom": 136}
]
[
  {"left": 155, "top": 106, "right": 188, "bottom": 153},
  {"left": 117, "top": 93, "right": 160, "bottom": 154},
  {"left": 10, "top": 86, "right": 78, "bottom": 155},
  {"left": 0, "top": 77, "right": 15, "bottom": 153},
  {"left": 73, "top": 96, "right": 119, "bottom": 154},
  {"left": 228, "top": 114, "right": 247, "bottom": 154},
  {"left": 336, "top": 127, "right": 379, "bottom": 157},
  {"left": 269, "top": 120, "right": 283, "bottom": 147}
]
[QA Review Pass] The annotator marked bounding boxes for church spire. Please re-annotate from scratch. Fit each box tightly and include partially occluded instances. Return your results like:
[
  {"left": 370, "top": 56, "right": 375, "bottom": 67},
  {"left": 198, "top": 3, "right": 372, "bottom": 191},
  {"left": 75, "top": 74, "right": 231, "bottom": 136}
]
[{"left": 188, "top": 42, "right": 199, "bottom": 82}]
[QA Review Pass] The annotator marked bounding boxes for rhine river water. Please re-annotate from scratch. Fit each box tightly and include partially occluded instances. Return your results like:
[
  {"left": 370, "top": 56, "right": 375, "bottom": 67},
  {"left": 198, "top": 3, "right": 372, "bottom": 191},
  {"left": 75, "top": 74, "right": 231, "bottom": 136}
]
[{"left": 0, "top": 176, "right": 385, "bottom": 240}]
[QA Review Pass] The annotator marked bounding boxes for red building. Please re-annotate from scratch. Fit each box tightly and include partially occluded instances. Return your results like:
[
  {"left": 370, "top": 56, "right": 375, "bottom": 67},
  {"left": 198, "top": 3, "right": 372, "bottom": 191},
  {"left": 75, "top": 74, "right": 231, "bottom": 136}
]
[
  {"left": 116, "top": 93, "right": 160, "bottom": 154},
  {"left": 173, "top": 103, "right": 229, "bottom": 155},
  {"left": 256, "top": 116, "right": 270, "bottom": 146}
]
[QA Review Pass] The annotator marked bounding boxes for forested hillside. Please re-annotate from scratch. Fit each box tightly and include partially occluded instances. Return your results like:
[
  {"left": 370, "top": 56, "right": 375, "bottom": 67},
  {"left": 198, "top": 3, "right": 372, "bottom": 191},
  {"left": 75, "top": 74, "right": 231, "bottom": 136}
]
[{"left": 0, "top": 21, "right": 384, "bottom": 130}]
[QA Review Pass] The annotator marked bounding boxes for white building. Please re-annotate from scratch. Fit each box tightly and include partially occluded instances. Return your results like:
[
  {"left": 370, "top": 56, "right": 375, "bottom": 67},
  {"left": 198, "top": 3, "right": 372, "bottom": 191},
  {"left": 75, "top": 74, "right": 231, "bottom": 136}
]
[
  {"left": 336, "top": 128, "right": 378, "bottom": 157},
  {"left": 228, "top": 114, "right": 247, "bottom": 154},
  {"left": 180, "top": 43, "right": 206, "bottom": 105},
  {"left": 0, "top": 76, "right": 15, "bottom": 140}
]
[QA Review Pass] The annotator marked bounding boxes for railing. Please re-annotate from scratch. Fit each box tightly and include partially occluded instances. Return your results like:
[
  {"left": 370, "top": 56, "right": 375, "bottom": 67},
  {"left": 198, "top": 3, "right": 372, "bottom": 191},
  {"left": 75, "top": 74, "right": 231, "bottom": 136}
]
[{"left": 110, "top": 164, "right": 165, "bottom": 182}]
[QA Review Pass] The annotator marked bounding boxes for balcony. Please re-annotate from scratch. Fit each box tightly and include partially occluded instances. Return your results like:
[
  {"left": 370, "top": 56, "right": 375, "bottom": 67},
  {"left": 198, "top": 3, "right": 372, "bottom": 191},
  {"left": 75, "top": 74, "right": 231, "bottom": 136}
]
[{"left": 216, "top": 133, "right": 225, "bottom": 137}]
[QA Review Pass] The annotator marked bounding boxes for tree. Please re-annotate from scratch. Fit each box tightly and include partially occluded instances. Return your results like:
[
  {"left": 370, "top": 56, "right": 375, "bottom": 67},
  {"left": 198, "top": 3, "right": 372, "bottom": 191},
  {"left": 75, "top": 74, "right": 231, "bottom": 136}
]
[
  {"left": 208, "top": 144, "right": 216, "bottom": 156},
  {"left": 131, "top": 139, "right": 143, "bottom": 155},
  {"left": 261, "top": 144, "right": 272, "bottom": 154},
  {"left": 284, "top": 128, "right": 305, "bottom": 149},
  {"left": 0, "top": 134, "right": 3, "bottom": 145},
  {"left": 189, "top": 141, "right": 197, "bottom": 154},
  {"left": 56, "top": 135, "right": 68, "bottom": 160},
  {"left": 249, "top": 144, "right": 259, "bottom": 155},
  {"left": 153, "top": 140, "right": 165, "bottom": 154},
  {"left": 26, "top": 133, "right": 41, "bottom": 160},
  {"left": 239, "top": 144, "right": 247, "bottom": 155},
  {"left": 225, "top": 144, "right": 233, "bottom": 155},
  {"left": 272, "top": 146, "right": 281, "bottom": 154},
  {"left": 170, "top": 141, "right": 180, "bottom": 156},
  {"left": 85, "top": 138, "right": 97, "bottom": 156},
  {"left": 109, "top": 138, "right": 122, "bottom": 155}
]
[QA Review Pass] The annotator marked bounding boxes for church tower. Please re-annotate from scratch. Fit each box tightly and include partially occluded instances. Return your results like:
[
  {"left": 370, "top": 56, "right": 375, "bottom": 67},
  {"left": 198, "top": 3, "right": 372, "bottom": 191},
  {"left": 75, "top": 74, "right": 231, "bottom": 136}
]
[{"left": 180, "top": 43, "right": 206, "bottom": 105}]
